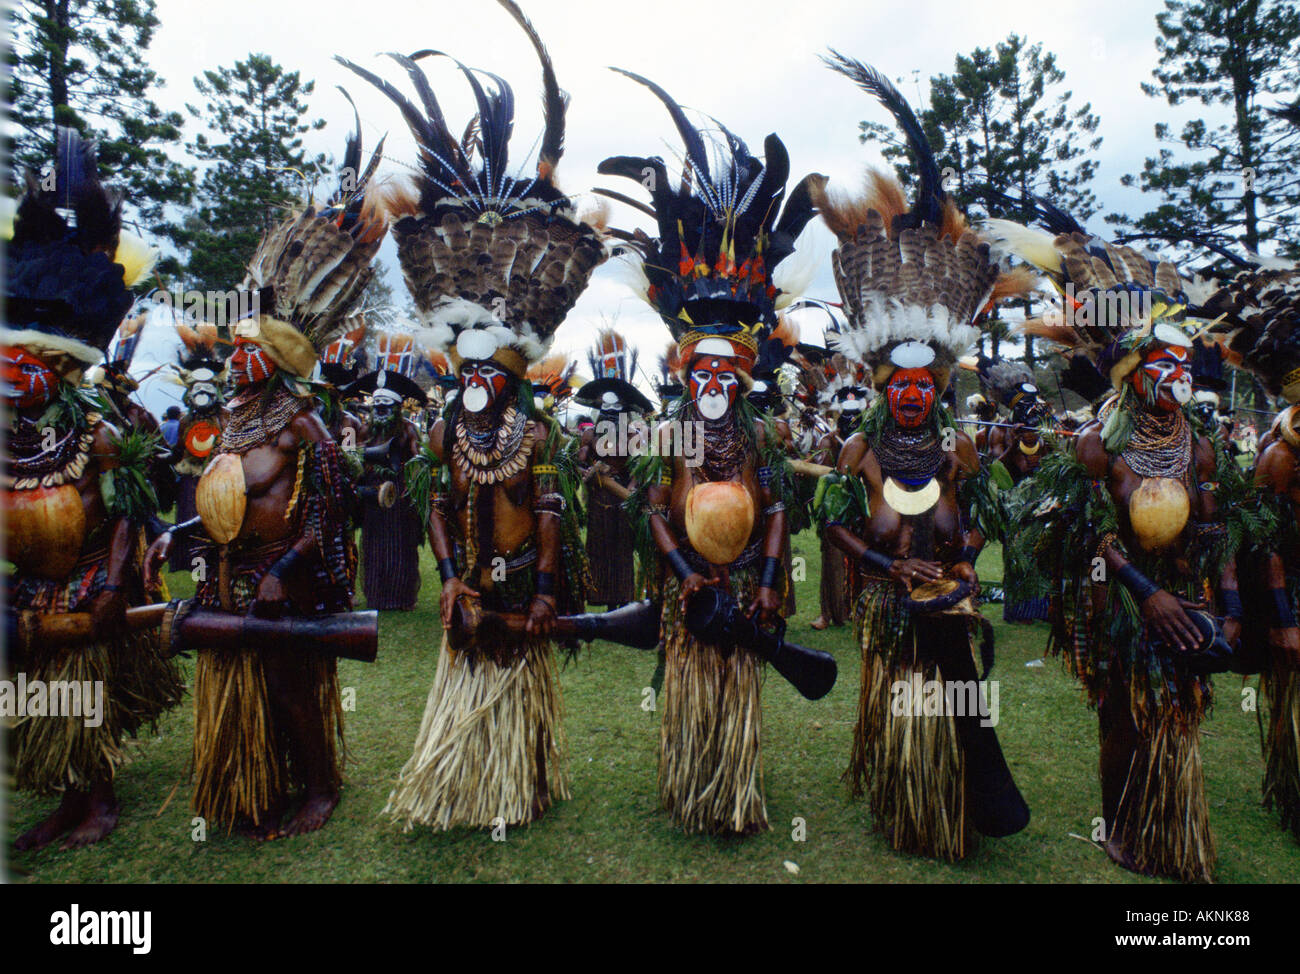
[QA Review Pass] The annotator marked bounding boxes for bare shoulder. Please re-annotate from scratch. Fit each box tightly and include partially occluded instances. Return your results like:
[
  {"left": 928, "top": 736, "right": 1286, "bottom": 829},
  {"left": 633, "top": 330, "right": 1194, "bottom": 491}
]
[{"left": 1074, "top": 422, "right": 1108, "bottom": 478}]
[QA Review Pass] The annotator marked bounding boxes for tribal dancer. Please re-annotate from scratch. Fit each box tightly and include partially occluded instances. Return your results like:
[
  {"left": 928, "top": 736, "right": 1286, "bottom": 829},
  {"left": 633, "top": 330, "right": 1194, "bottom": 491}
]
[
  {"left": 602, "top": 71, "right": 818, "bottom": 835},
  {"left": 144, "top": 118, "right": 386, "bottom": 838},
  {"left": 981, "top": 359, "right": 1054, "bottom": 623},
  {"left": 805, "top": 353, "right": 870, "bottom": 630},
  {"left": 814, "top": 54, "right": 1032, "bottom": 860},
  {"left": 1203, "top": 265, "right": 1300, "bottom": 842},
  {"left": 993, "top": 217, "right": 1249, "bottom": 883},
  {"left": 167, "top": 320, "right": 228, "bottom": 572},
  {"left": 5, "top": 129, "right": 181, "bottom": 850},
  {"left": 355, "top": 332, "right": 426, "bottom": 611},
  {"left": 345, "top": 0, "right": 605, "bottom": 830},
  {"left": 576, "top": 330, "right": 652, "bottom": 609}
]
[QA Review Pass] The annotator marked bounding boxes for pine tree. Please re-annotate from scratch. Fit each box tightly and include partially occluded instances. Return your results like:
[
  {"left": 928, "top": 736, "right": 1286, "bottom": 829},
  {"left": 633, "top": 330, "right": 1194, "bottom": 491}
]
[
  {"left": 6, "top": 0, "right": 193, "bottom": 270},
  {"left": 179, "top": 53, "right": 328, "bottom": 295},
  {"left": 1109, "top": 0, "right": 1300, "bottom": 263}
]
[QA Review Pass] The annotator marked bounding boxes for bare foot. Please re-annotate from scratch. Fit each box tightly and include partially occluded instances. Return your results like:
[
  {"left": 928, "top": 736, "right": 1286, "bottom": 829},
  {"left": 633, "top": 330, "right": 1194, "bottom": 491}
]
[
  {"left": 236, "top": 816, "right": 281, "bottom": 842},
  {"left": 810, "top": 616, "right": 829, "bottom": 631},
  {"left": 1104, "top": 837, "right": 1143, "bottom": 874},
  {"left": 15, "top": 791, "right": 87, "bottom": 851},
  {"left": 60, "top": 788, "right": 119, "bottom": 850},
  {"left": 276, "top": 791, "right": 338, "bottom": 837}
]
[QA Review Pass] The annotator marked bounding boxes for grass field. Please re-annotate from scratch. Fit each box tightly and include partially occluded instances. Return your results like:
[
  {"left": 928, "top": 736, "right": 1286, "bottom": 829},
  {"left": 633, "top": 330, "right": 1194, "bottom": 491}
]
[{"left": 8, "top": 535, "right": 1300, "bottom": 883}]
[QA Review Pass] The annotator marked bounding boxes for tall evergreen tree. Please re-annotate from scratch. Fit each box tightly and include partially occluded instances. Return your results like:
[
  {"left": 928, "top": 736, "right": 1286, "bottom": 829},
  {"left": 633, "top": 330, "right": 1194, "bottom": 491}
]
[
  {"left": 6, "top": 0, "right": 193, "bottom": 269},
  {"left": 180, "top": 54, "right": 328, "bottom": 295},
  {"left": 1109, "top": 0, "right": 1300, "bottom": 263}
]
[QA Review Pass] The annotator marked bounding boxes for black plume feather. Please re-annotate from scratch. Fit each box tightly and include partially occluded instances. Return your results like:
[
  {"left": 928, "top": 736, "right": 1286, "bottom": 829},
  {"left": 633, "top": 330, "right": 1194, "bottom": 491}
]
[
  {"left": 494, "top": 0, "right": 568, "bottom": 173},
  {"left": 822, "top": 49, "right": 942, "bottom": 229}
]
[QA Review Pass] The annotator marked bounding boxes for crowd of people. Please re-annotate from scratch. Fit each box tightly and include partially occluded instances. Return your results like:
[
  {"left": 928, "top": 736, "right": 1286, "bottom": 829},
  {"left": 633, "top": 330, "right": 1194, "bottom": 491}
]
[{"left": 5, "top": 0, "right": 1299, "bottom": 885}]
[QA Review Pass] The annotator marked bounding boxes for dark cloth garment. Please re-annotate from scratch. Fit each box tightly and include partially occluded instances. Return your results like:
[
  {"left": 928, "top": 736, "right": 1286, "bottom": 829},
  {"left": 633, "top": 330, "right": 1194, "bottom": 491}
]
[
  {"left": 586, "top": 480, "right": 636, "bottom": 606},
  {"left": 819, "top": 532, "right": 849, "bottom": 626},
  {"left": 170, "top": 474, "right": 199, "bottom": 573},
  {"left": 361, "top": 494, "right": 422, "bottom": 610}
]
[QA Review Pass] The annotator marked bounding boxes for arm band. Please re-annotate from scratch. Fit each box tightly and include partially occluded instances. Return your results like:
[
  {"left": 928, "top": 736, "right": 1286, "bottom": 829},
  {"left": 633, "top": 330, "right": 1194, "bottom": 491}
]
[
  {"left": 535, "top": 571, "right": 556, "bottom": 598},
  {"left": 858, "top": 549, "right": 896, "bottom": 574},
  {"left": 1220, "top": 589, "right": 1243, "bottom": 620},
  {"left": 666, "top": 548, "right": 694, "bottom": 581},
  {"left": 1272, "top": 588, "right": 1297, "bottom": 627},
  {"left": 268, "top": 548, "right": 303, "bottom": 581},
  {"left": 759, "top": 556, "right": 782, "bottom": 591},
  {"left": 437, "top": 558, "right": 458, "bottom": 583},
  {"left": 1115, "top": 563, "right": 1159, "bottom": 603}
]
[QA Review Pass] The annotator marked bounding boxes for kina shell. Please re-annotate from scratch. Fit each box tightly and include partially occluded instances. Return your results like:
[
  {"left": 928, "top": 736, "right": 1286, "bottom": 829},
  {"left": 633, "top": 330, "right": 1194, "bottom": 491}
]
[
  {"left": 1128, "top": 477, "right": 1189, "bottom": 553},
  {"left": 1, "top": 484, "right": 87, "bottom": 579},
  {"left": 685, "top": 482, "right": 755, "bottom": 566},
  {"left": 196, "top": 453, "right": 247, "bottom": 545}
]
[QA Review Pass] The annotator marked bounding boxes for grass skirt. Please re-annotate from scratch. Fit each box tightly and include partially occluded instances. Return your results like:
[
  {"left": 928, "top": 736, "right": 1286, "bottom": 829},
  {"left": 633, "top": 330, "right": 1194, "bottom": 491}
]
[
  {"left": 384, "top": 635, "right": 568, "bottom": 830},
  {"left": 1262, "top": 665, "right": 1300, "bottom": 841},
  {"left": 9, "top": 542, "right": 183, "bottom": 794},
  {"left": 657, "top": 573, "right": 768, "bottom": 835},
  {"left": 1105, "top": 676, "right": 1215, "bottom": 883},
  {"left": 192, "top": 649, "right": 343, "bottom": 829},
  {"left": 849, "top": 576, "right": 969, "bottom": 860}
]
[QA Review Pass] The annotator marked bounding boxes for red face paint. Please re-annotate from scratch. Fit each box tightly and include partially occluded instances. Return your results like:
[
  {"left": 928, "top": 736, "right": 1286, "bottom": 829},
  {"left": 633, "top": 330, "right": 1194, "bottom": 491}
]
[
  {"left": 460, "top": 361, "right": 509, "bottom": 412},
  {"left": 1132, "top": 344, "right": 1192, "bottom": 413},
  {"left": 229, "top": 338, "right": 275, "bottom": 389},
  {"left": 1, "top": 346, "right": 58, "bottom": 410},
  {"left": 886, "top": 367, "right": 936, "bottom": 429},
  {"left": 688, "top": 357, "right": 740, "bottom": 420}
]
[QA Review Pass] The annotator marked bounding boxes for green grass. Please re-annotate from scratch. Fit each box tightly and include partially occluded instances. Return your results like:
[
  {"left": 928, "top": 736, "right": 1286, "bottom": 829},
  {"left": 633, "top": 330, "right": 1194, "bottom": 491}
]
[{"left": 8, "top": 534, "right": 1299, "bottom": 883}]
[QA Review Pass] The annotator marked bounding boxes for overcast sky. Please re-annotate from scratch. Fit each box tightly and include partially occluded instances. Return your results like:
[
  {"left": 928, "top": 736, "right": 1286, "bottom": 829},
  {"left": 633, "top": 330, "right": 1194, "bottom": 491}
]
[{"left": 132, "top": 0, "right": 1219, "bottom": 411}]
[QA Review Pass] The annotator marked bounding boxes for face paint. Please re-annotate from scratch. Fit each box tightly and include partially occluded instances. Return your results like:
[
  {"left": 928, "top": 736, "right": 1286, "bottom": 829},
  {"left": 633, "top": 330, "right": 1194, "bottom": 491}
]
[
  {"left": 1133, "top": 344, "right": 1192, "bottom": 413},
  {"left": 229, "top": 338, "right": 275, "bottom": 389},
  {"left": 689, "top": 357, "right": 740, "bottom": 421},
  {"left": 0, "top": 346, "right": 59, "bottom": 409},
  {"left": 460, "top": 361, "right": 508, "bottom": 413},
  {"left": 885, "top": 367, "right": 936, "bottom": 429}
]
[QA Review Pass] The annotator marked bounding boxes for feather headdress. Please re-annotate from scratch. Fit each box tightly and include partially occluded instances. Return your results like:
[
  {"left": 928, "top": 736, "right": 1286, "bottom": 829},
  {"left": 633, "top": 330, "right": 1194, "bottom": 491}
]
[
  {"left": 596, "top": 70, "right": 821, "bottom": 380},
  {"left": 814, "top": 54, "right": 1029, "bottom": 391},
  {"left": 587, "top": 326, "right": 636, "bottom": 383},
  {"left": 337, "top": 0, "right": 607, "bottom": 378},
  {"left": 1200, "top": 262, "right": 1300, "bottom": 402},
  {"left": 980, "top": 358, "right": 1036, "bottom": 410},
  {"left": 175, "top": 319, "right": 228, "bottom": 380},
  {"left": 319, "top": 317, "right": 369, "bottom": 386},
  {"left": 984, "top": 194, "right": 1198, "bottom": 390},
  {"left": 236, "top": 91, "right": 389, "bottom": 382},
  {"left": 4, "top": 128, "right": 142, "bottom": 381}
]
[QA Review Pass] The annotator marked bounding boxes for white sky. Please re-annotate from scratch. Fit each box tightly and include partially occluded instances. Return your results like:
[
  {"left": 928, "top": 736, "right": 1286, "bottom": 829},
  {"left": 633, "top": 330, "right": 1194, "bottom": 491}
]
[{"left": 131, "top": 0, "right": 1221, "bottom": 412}]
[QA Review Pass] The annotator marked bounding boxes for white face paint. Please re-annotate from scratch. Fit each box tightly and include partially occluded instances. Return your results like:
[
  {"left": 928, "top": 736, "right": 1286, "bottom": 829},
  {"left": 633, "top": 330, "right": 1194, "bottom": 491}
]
[
  {"left": 1171, "top": 376, "right": 1194, "bottom": 405},
  {"left": 462, "top": 385, "right": 490, "bottom": 413}
]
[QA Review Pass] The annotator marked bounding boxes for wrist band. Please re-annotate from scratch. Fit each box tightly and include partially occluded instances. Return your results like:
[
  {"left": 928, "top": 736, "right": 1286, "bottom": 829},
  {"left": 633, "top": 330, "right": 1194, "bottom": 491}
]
[
  {"left": 667, "top": 548, "right": 693, "bottom": 581},
  {"left": 759, "top": 556, "right": 781, "bottom": 591},
  {"left": 1220, "top": 589, "right": 1243, "bottom": 620},
  {"left": 103, "top": 583, "right": 122, "bottom": 593},
  {"left": 957, "top": 546, "right": 979, "bottom": 566},
  {"left": 437, "top": 558, "right": 458, "bottom": 583},
  {"left": 858, "top": 549, "right": 896, "bottom": 574},
  {"left": 1272, "top": 588, "right": 1297, "bottom": 627},
  {"left": 536, "top": 571, "right": 555, "bottom": 597},
  {"left": 1115, "top": 563, "right": 1159, "bottom": 603},
  {"left": 268, "top": 548, "right": 302, "bottom": 581}
]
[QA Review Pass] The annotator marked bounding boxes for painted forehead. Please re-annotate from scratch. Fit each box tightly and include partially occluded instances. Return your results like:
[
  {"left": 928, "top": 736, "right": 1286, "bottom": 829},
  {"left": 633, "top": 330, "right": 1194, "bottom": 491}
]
[{"left": 1144, "top": 344, "right": 1190, "bottom": 363}]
